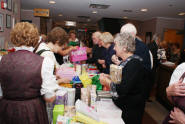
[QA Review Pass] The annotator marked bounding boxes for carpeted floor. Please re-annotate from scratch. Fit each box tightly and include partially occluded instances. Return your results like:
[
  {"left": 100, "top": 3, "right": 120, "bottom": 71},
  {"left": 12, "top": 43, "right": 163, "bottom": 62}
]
[{"left": 142, "top": 112, "right": 157, "bottom": 124}]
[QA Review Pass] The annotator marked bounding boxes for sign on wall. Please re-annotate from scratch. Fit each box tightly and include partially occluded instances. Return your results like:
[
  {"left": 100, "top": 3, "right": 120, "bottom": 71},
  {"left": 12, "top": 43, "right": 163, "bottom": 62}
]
[{"left": 34, "top": 8, "right": 49, "bottom": 17}]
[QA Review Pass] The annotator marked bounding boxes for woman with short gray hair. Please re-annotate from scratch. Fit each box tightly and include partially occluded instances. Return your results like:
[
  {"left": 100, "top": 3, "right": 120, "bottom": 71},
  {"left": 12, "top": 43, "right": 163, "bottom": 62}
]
[{"left": 100, "top": 32, "right": 148, "bottom": 124}]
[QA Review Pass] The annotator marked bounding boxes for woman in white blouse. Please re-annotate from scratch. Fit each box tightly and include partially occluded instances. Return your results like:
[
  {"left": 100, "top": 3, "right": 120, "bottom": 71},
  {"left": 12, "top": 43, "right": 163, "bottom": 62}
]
[
  {"left": 36, "top": 27, "right": 69, "bottom": 69},
  {"left": 0, "top": 22, "right": 60, "bottom": 124}
]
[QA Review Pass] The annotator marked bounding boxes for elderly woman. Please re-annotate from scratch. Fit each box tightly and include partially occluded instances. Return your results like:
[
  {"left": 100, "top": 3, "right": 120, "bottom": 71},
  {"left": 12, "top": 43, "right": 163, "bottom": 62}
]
[
  {"left": 100, "top": 33, "right": 147, "bottom": 124},
  {"left": 0, "top": 22, "right": 60, "bottom": 124},
  {"left": 98, "top": 32, "right": 116, "bottom": 74}
]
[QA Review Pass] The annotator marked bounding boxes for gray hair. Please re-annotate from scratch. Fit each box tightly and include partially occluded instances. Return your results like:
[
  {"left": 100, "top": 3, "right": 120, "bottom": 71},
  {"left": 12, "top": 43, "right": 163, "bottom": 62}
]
[
  {"left": 114, "top": 33, "right": 135, "bottom": 53},
  {"left": 120, "top": 23, "right": 137, "bottom": 37}
]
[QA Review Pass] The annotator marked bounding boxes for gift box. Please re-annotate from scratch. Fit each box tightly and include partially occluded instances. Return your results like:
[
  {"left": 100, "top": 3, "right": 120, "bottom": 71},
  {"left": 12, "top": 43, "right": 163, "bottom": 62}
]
[
  {"left": 110, "top": 64, "right": 122, "bottom": 84},
  {"left": 70, "top": 47, "right": 87, "bottom": 62},
  {"left": 53, "top": 105, "right": 64, "bottom": 124}
]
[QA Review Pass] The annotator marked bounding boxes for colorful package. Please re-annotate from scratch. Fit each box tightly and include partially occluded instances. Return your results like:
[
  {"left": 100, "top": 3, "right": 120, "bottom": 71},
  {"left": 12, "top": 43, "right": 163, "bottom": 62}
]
[
  {"left": 55, "top": 90, "right": 68, "bottom": 105},
  {"left": 79, "top": 73, "right": 92, "bottom": 88},
  {"left": 53, "top": 105, "right": 64, "bottom": 124},
  {"left": 92, "top": 75, "right": 102, "bottom": 90},
  {"left": 70, "top": 47, "right": 87, "bottom": 62},
  {"left": 110, "top": 64, "right": 122, "bottom": 84}
]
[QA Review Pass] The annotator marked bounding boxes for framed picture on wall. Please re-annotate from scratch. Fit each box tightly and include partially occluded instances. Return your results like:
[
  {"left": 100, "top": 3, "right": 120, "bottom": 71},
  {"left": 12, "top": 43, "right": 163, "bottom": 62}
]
[
  {"left": 6, "top": 14, "right": 11, "bottom": 28},
  {"left": 7, "top": 0, "right": 12, "bottom": 11},
  {"left": 0, "top": 13, "right": 4, "bottom": 32}
]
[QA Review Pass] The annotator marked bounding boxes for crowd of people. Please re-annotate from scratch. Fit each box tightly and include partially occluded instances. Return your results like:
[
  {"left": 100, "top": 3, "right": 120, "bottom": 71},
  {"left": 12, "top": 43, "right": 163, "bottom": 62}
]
[{"left": 0, "top": 21, "right": 184, "bottom": 124}]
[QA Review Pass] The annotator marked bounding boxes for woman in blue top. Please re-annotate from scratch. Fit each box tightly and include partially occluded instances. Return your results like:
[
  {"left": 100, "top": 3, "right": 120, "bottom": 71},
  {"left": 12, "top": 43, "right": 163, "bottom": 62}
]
[{"left": 98, "top": 32, "right": 116, "bottom": 74}]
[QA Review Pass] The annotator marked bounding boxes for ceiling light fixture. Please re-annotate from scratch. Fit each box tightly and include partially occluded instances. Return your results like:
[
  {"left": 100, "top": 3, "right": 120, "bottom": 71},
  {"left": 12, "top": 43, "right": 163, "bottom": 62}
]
[
  {"left": 87, "top": 19, "right": 91, "bottom": 22},
  {"left": 178, "top": 12, "right": 185, "bottom": 16},
  {"left": 123, "top": 16, "right": 128, "bottom": 19},
  {"left": 49, "top": 1, "right": 56, "bottom": 4},
  {"left": 140, "top": 8, "right": 148, "bottom": 12},
  {"left": 65, "top": 21, "right": 76, "bottom": 26},
  {"left": 92, "top": 10, "right": 97, "bottom": 14}
]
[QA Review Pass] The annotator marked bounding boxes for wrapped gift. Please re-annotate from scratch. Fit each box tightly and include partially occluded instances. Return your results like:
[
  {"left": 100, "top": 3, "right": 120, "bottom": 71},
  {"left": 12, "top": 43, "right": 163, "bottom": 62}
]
[
  {"left": 79, "top": 73, "right": 92, "bottom": 88},
  {"left": 110, "top": 64, "right": 122, "bottom": 84},
  {"left": 55, "top": 90, "right": 68, "bottom": 105},
  {"left": 70, "top": 47, "right": 87, "bottom": 62},
  {"left": 56, "top": 66, "right": 76, "bottom": 80},
  {"left": 53, "top": 105, "right": 64, "bottom": 124},
  {"left": 92, "top": 75, "right": 102, "bottom": 90}
]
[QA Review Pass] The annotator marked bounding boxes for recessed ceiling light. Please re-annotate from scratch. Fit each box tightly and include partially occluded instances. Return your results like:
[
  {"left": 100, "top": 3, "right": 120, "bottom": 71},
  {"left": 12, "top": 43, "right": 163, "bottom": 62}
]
[
  {"left": 65, "top": 21, "right": 76, "bottom": 26},
  {"left": 92, "top": 10, "right": 98, "bottom": 14},
  {"left": 140, "top": 8, "right": 148, "bottom": 12},
  {"left": 58, "top": 14, "right": 63, "bottom": 16},
  {"left": 87, "top": 19, "right": 91, "bottom": 22},
  {"left": 123, "top": 16, "right": 128, "bottom": 19},
  {"left": 49, "top": 1, "right": 56, "bottom": 4},
  {"left": 178, "top": 12, "right": 185, "bottom": 16}
]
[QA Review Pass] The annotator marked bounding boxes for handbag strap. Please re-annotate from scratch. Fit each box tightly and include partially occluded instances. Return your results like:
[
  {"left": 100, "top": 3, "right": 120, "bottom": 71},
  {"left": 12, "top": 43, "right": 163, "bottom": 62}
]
[{"left": 179, "top": 72, "right": 185, "bottom": 81}]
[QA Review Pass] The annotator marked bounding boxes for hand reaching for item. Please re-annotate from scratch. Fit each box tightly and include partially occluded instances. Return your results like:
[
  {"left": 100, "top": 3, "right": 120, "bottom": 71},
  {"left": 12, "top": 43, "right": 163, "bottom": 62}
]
[
  {"left": 99, "top": 73, "right": 111, "bottom": 87},
  {"left": 57, "top": 78, "right": 70, "bottom": 84}
]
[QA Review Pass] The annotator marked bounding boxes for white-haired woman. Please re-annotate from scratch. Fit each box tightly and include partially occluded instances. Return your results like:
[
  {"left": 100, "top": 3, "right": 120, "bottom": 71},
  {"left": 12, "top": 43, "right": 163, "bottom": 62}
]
[
  {"left": 100, "top": 33, "right": 147, "bottom": 124},
  {"left": 98, "top": 32, "right": 116, "bottom": 74}
]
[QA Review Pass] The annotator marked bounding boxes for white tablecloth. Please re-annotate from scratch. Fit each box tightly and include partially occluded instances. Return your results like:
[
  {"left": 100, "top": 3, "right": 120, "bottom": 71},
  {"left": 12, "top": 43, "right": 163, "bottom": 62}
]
[{"left": 96, "top": 99, "right": 125, "bottom": 124}]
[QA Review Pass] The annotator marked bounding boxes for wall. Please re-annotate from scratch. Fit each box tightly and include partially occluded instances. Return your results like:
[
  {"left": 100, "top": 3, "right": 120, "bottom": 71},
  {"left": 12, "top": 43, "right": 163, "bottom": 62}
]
[
  {"left": 21, "top": 9, "right": 40, "bottom": 31},
  {"left": 156, "top": 17, "right": 184, "bottom": 38},
  {"left": 140, "top": 18, "right": 157, "bottom": 42},
  {"left": 0, "top": 0, "right": 21, "bottom": 49},
  {"left": 47, "top": 18, "right": 52, "bottom": 33}
]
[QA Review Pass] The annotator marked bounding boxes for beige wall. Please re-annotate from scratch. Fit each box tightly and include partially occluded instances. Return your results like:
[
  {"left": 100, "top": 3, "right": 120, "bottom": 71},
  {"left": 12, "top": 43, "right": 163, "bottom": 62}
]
[
  {"left": 0, "top": 0, "right": 21, "bottom": 49},
  {"left": 156, "top": 17, "right": 184, "bottom": 39},
  {"left": 140, "top": 18, "right": 157, "bottom": 42},
  {"left": 21, "top": 9, "right": 40, "bottom": 31}
]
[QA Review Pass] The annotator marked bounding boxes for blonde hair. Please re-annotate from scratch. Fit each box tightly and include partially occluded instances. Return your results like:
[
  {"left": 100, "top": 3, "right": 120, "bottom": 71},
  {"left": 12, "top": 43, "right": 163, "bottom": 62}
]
[
  {"left": 99, "top": 32, "right": 114, "bottom": 45},
  {"left": 92, "top": 31, "right": 101, "bottom": 39},
  {"left": 10, "top": 22, "right": 39, "bottom": 47}
]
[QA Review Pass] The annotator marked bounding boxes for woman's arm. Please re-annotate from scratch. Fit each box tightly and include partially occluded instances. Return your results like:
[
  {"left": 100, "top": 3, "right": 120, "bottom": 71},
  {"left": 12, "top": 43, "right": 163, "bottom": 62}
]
[
  {"left": 41, "top": 57, "right": 60, "bottom": 103},
  {"left": 58, "top": 46, "right": 77, "bottom": 56},
  {"left": 166, "top": 79, "right": 185, "bottom": 103}
]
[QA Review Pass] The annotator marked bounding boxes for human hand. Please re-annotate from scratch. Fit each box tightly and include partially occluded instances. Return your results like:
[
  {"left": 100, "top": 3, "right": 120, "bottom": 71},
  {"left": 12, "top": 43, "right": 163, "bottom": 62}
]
[
  {"left": 169, "top": 107, "right": 185, "bottom": 124},
  {"left": 98, "top": 59, "right": 105, "bottom": 64},
  {"left": 166, "top": 79, "right": 185, "bottom": 97},
  {"left": 102, "top": 64, "right": 106, "bottom": 68},
  {"left": 112, "top": 54, "right": 121, "bottom": 65},
  {"left": 99, "top": 73, "right": 111, "bottom": 87},
  {"left": 44, "top": 94, "right": 56, "bottom": 103},
  {"left": 71, "top": 46, "right": 78, "bottom": 51},
  {"left": 57, "top": 78, "right": 70, "bottom": 84}
]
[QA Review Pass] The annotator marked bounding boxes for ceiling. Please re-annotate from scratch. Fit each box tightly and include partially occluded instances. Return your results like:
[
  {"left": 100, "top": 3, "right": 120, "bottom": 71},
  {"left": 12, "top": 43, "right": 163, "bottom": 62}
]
[{"left": 21, "top": 0, "right": 185, "bottom": 25}]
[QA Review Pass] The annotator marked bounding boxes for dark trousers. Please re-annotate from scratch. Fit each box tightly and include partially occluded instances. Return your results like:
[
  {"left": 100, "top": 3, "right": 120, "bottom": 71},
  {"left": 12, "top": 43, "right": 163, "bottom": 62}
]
[{"left": 122, "top": 103, "right": 145, "bottom": 124}]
